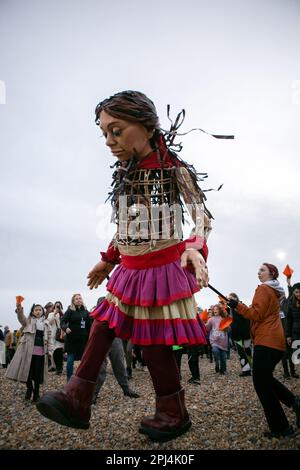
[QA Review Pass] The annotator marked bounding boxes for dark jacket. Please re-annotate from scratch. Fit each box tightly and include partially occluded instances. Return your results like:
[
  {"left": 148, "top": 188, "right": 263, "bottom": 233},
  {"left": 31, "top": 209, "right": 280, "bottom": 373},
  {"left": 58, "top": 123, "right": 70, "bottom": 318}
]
[
  {"left": 286, "top": 297, "right": 300, "bottom": 341},
  {"left": 61, "top": 306, "right": 91, "bottom": 354},
  {"left": 228, "top": 307, "right": 251, "bottom": 342}
]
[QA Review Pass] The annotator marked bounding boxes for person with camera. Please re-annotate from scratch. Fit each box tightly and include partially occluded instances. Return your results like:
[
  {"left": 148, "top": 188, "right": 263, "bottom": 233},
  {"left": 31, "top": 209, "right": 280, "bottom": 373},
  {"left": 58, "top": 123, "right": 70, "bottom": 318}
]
[{"left": 48, "top": 301, "right": 64, "bottom": 375}]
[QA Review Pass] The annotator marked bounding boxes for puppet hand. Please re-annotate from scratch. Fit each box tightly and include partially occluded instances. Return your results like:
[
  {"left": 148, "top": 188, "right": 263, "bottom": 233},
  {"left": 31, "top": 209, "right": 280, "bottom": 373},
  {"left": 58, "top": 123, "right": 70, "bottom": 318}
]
[
  {"left": 181, "top": 249, "right": 208, "bottom": 288},
  {"left": 87, "top": 261, "right": 114, "bottom": 289}
]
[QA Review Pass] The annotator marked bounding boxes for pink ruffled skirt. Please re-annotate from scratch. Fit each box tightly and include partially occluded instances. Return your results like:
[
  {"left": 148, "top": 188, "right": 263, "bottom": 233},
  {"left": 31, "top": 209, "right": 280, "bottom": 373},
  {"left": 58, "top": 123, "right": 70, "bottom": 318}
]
[{"left": 91, "top": 254, "right": 207, "bottom": 346}]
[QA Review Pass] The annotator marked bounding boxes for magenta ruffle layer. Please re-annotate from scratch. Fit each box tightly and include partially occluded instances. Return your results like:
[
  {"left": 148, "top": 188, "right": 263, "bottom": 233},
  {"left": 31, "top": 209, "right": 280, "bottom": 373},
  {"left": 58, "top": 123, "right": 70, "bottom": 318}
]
[
  {"left": 106, "top": 259, "right": 200, "bottom": 307},
  {"left": 90, "top": 299, "right": 207, "bottom": 346}
]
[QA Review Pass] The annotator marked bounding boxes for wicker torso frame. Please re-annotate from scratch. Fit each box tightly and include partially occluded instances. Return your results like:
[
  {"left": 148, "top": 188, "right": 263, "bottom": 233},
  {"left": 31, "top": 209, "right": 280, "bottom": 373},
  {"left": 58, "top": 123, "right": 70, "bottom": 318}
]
[{"left": 115, "top": 167, "right": 182, "bottom": 245}]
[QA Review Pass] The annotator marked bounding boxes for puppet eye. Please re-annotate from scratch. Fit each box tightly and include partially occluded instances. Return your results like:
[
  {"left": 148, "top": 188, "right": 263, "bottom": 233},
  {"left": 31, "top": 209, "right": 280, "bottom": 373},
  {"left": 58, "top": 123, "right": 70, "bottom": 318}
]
[{"left": 112, "top": 129, "right": 122, "bottom": 137}]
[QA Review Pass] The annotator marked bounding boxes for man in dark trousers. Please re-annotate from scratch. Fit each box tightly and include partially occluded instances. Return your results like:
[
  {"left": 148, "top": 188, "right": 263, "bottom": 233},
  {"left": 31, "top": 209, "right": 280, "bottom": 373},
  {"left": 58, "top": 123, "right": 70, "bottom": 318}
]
[{"left": 228, "top": 293, "right": 252, "bottom": 377}]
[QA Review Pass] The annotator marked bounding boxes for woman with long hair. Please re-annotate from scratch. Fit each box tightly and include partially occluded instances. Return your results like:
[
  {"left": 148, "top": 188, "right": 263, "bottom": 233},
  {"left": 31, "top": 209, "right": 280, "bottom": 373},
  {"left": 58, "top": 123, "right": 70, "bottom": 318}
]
[
  {"left": 60, "top": 294, "right": 91, "bottom": 381},
  {"left": 205, "top": 304, "right": 229, "bottom": 375},
  {"left": 47, "top": 301, "right": 65, "bottom": 375}
]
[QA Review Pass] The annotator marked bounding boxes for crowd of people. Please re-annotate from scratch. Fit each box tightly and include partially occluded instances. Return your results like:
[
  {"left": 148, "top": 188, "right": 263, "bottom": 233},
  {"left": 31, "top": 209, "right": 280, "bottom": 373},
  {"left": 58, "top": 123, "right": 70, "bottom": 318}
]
[
  {"left": 1, "top": 294, "right": 143, "bottom": 402},
  {"left": 1, "top": 269, "right": 299, "bottom": 439}
]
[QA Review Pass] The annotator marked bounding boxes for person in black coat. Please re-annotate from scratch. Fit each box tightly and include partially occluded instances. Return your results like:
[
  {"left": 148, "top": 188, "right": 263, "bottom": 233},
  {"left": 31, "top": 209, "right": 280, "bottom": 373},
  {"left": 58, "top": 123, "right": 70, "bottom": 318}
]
[
  {"left": 280, "top": 289, "right": 298, "bottom": 379},
  {"left": 286, "top": 282, "right": 300, "bottom": 379},
  {"left": 61, "top": 294, "right": 91, "bottom": 381},
  {"left": 228, "top": 293, "right": 252, "bottom": 377}
]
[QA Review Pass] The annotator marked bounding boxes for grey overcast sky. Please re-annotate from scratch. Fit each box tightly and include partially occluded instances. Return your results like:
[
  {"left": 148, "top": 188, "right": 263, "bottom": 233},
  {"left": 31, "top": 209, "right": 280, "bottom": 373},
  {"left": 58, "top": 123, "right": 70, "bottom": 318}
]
[{"left": 1, "top": 0, "right": 300, "bottom": 329}]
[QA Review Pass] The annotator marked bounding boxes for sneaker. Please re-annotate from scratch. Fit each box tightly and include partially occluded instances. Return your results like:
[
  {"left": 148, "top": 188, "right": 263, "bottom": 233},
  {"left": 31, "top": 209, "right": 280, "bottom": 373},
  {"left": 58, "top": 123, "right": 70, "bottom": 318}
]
[
  {"left": 123, "top": 388, "right": 140, "bottom": 398},
  {"left": 24, "top": 388, "right": 32, "bottom": 400},
  {"left": 188, "top": 378, "right": 201, "bottom": 385},
  {"left": 293, "top": 396, "right": 300, "bottom": 428},
  {"left": 32, "top": 393, "right": 40, "bottom": 403},
  {"left": 263, "top": 425, "right": 295, "bottom": 439},
  {"left": 215, "top": 366, "right": 220, "bottom": 373},
  {"left": 239, "top": 370, "right": 252, "bottom": 377}
]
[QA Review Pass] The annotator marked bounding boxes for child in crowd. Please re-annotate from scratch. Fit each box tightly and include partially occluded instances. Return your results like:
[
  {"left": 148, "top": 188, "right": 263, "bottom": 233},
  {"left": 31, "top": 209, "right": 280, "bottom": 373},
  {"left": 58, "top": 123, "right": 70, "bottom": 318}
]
[
  {"left": 205, "top": 304, "right": 229, "bottom": 375},
  {"left": 5, "top": 302, "right": 53, "bottom": 401}
]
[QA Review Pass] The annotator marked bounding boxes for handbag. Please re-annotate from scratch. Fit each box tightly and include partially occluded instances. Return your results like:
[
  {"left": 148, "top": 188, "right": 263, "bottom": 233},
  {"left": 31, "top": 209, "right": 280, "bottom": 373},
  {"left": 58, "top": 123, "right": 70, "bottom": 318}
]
[
  {"left": 55, "top": 317, "right": 65, "bottom": 343},
  {"left": 55, "top": 328, "right": 64, "bottom": 342}
]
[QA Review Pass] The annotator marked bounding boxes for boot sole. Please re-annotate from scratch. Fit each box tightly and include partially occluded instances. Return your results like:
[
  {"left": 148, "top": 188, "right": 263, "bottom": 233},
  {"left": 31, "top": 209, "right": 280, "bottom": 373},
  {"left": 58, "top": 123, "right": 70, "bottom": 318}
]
[
  {"left": 139, "top": 420, "right": 192, "bottom": 442},
  {"left": 36, "top": 396, "right": 89, "bottom": 430}
]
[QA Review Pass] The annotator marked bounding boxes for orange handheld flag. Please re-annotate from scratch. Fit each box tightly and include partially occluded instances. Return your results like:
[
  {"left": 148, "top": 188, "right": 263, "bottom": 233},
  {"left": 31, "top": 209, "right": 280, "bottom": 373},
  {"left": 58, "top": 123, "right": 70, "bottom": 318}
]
[
  {"left": 219, "top": 317, "right": 233, "bottom": 331},
  {"left": 16, "top": 295, "right": 25, "bottom": 304},
  {"left": 200, "top": 309, "right": 209, "bottom": 322},
  {"left": 283, "top": 265, "right": 294, "bottom": 277}
]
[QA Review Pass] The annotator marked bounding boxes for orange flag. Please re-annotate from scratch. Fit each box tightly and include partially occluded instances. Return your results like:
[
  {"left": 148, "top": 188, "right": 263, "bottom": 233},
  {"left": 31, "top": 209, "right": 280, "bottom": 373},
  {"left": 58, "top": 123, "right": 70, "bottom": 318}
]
[
  {"left": 200, "top": 309, "right": 209, "bottom": 322},
  {"left": 16, "top": 295, "right": 25, "bottom": 304},
  {"left": 219, "top": 317, "right": 233, "bottom": 331},
  {"left": 283, "top": 265, "right": 294, "bottom": 277}
]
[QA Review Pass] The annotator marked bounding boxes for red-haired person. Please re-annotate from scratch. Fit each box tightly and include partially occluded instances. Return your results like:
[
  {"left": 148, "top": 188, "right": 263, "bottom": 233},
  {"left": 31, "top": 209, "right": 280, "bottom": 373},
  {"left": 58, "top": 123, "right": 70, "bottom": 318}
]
[{"left": 228, "top": 263, "right": 300, "bottom": 438}]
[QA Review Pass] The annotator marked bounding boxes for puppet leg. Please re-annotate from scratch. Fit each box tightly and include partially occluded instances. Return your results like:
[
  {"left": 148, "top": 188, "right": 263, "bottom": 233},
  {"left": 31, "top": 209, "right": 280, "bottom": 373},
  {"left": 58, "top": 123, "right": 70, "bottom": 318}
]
[
  {"left": 36, "top": 320, "right": 115, "bottom": 429},
  {"left": 139, "top": 345, "right": 191, "bottom": 441}
]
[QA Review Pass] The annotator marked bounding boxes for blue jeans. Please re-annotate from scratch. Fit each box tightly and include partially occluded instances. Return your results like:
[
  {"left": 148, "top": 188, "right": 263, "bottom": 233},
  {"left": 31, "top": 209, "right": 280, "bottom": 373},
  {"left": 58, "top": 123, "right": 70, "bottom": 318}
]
[
  {"left": 212, "top": 346, "right": 227, "bottom": 373},
  {"left": 66, "top": 352, "right": 82, "bottom": 380}
]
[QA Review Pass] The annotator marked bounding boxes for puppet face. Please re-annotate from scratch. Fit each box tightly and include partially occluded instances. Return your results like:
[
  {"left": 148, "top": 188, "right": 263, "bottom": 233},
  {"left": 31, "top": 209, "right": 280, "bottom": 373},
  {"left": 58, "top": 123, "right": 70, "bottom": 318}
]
[
  {"left": 99, "top": 110, "right": 153, "bottom": 162},
  {"left": 258, "top": 264, "right": 272, "bottom": 283}
]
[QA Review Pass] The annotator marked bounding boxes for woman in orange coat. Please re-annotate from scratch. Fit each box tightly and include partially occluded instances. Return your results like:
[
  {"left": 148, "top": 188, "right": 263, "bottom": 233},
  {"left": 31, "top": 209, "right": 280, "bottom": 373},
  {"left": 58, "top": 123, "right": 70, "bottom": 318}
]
[{"left": 228, "top": 263, "right": 300, "bottom": 438}]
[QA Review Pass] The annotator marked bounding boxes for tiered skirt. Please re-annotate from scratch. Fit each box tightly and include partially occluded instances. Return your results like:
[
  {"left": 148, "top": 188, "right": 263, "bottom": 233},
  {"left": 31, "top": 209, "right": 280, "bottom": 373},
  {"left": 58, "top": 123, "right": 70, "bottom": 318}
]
[{"left": 91, "top": 250, "right": 207, "bottom": 346}]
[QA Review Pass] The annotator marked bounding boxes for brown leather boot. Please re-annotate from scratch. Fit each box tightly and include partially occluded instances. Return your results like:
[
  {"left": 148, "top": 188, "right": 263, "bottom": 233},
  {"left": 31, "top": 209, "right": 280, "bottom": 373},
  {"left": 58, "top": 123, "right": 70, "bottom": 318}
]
[
  {"left": 36, "top": 375, "right": 96, "bottom": 429},
  {"left": 139, "top": 388, "right": 191, "bottom": 441},
  {"left": 36, "top": 321, "right": 115, "bottom": 429}
]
